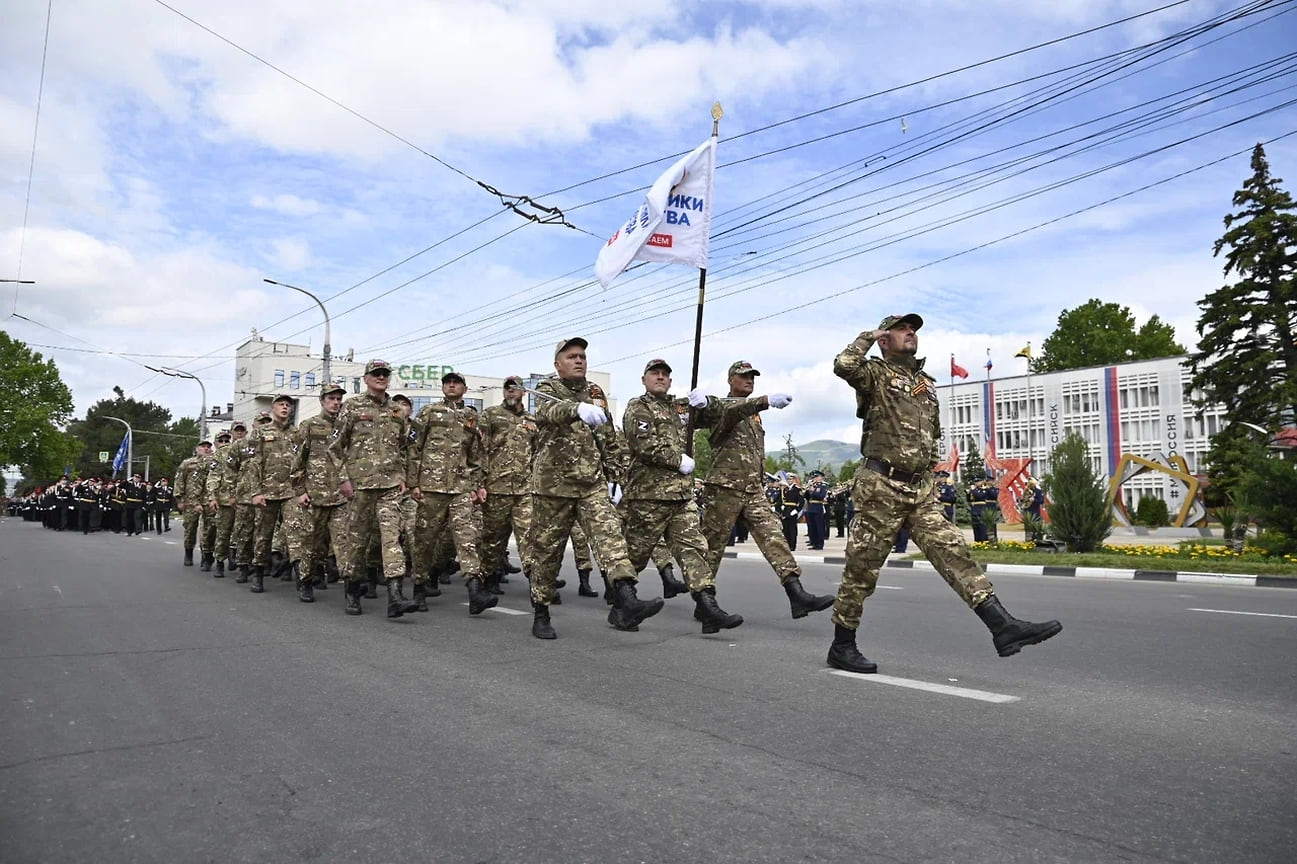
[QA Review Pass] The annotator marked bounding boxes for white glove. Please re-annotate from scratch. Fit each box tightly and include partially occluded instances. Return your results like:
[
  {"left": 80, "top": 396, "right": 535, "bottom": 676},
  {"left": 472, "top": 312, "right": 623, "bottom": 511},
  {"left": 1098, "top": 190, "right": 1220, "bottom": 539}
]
[
  {"left": 609, "top": 482, "right": 623, "bottom": 505},
  {"left": 576, "top": 402, "right": 607, "bottom": 426},
  {"left": 679, "top": 454, "right": 696, "bottom": 475},
  {"left": 687, "top": 388, "right": 708, "bottom": 408},
  {"left": 768, "top": 393, "right": 792, "bottom": 409}
]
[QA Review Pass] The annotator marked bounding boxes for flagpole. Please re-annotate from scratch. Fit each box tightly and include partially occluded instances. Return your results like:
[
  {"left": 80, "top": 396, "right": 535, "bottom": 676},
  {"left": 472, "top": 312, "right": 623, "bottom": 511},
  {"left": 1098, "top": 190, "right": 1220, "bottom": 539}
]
[
  {"left": 1024, "top": 342, "right": 1033, "bottom": 476},
  {"left": 685, "top": 102, "right": 722, "bottom": 456}
]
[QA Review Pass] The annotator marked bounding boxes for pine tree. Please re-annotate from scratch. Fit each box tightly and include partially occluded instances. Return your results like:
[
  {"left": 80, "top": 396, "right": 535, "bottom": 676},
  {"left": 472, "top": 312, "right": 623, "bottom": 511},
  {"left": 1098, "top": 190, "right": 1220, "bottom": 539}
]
[
  {"left": 1187, "top": 143, "right": 1297, "bottom": 430},
  {"left": 1042, "top": 432, "right": 1111, "bottom": 553},
  {"left": 959, "top": 440, "right": 986, "bottom": 485}
]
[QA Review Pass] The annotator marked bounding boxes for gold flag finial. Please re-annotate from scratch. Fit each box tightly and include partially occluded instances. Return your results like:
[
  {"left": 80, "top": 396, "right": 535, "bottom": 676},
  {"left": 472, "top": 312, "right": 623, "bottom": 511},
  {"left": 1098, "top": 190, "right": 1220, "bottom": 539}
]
[{"left": 711, "top": 101, "right": 724, "bottom": 136}]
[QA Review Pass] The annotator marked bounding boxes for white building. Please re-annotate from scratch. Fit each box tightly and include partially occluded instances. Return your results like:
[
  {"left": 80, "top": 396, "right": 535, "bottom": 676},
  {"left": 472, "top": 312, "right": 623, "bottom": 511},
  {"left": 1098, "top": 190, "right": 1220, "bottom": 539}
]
[
  {"left": 229, "top": 336, "right": 615, "bottom": 426},
  {"left": 938, "top": 355, "right": 1229, "bottom": 513}
]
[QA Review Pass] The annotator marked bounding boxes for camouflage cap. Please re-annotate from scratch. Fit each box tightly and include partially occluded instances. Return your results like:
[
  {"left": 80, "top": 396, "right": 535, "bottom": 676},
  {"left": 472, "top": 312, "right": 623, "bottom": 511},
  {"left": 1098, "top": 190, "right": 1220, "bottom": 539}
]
[
  {"left": 364, "top": 358, "right": 392, "bottom": 374},
  {"left": 728, "top": 360, "right": 760, "bottom": 377},
  {"left": 503, "top": 375, "right": 525, "bottom": 389},
  {"left": 271, "top": 393, "right": 295, "bottom": 404},
  {"left": 441, "top": 370, "right": 465, "bottom": 384},
  {"left": 198, "top": 439, "right": 213, "bottom": 446},
  {"left": 643, "top": 358, "right": 672, "bottom": 374},
  {"left": 231, "top": 420, "right": 247, "bottom": 430},
  {"left": 319, "top": 382, "right": 346, "bottom": 398},
  {"left": 215, "top": 429, "right": 231, "bottom": 441},
  {"left": 878, "top": 312, "right": 924, "bottom": 331},
  {"left": 554, "top": 337, "right": 588, "bottom": 358},
  {"left": 255, "top": 411, "right": 272, "bottom": 422},
  {"left": 392, "top": 393, "right": 412, "bottom": 406}
]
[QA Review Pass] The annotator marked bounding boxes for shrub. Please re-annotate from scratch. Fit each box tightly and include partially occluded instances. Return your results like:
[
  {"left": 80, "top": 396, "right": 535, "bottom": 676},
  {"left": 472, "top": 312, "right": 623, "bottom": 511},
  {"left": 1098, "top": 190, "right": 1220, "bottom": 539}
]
[
  {"left": 1133, "top": 496, "right": 1170, "bottom": 527},
  {"left": 1042, "top": 432, "right": 1112, "bottom": 553}
]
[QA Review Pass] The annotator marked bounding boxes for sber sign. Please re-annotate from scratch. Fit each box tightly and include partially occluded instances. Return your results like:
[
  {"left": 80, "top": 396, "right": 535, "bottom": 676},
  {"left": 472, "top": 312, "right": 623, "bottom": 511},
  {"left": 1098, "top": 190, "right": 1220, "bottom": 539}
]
[{"left": 395, "top": 364, "right": 456, "bottom": 382}]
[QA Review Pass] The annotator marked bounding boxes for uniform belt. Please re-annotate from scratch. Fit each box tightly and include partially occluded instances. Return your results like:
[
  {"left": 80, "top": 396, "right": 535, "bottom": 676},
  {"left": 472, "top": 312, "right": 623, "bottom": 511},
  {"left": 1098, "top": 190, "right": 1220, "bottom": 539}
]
[{"left": 864, "top": 457, "right": 924, "bottom": 485}]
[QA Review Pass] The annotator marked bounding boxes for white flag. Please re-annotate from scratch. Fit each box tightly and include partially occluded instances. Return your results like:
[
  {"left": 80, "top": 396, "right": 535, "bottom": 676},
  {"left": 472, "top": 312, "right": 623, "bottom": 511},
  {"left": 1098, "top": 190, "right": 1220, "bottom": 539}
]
[{"left": 594, "top": 137, "right": 716, "bottom": 288}]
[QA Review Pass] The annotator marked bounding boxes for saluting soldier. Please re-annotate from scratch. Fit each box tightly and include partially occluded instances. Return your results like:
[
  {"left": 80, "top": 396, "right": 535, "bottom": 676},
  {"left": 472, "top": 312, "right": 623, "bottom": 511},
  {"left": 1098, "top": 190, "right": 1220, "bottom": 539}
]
[
  {"left": 694, "top": 361, "right": 834, "bottom": 620},
  {"left": 328, "top": 359, "right": 420, "bottom": 619},
  {"left": 624, "top": 358, "right": 741, "bottom": 634},
  {"left": 289, "top": 383, "right": 349, "bottom": 603},
  {"left": 247, "top": 395, "right": 298, "bottom": 594},
  {"left": 408, "top": 370, "right": 496, "bottom": 615},
  {"left": 828, "top": 313, "right": 1061, "bottom": 673},
  {"left": 526, "top": 337, "right": 663, "bottom": 639},
  {"left": 479, "top": 375, "right": 537, "bottom": 592}
]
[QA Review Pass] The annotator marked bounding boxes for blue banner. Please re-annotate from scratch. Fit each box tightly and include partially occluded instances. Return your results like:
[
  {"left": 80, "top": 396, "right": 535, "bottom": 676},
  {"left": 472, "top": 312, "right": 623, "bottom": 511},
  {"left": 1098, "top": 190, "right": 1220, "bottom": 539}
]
[{"left": 111, "top": 432, "right": 130, "bottom": 478}]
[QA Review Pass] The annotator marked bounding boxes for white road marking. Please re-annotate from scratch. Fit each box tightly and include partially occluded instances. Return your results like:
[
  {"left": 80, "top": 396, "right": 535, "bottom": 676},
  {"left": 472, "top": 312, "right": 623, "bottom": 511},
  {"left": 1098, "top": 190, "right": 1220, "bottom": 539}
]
[
  {"left": 1188, "top": 608, "right": 1297, "bottom": 620},
  {"left": 828, "top": 583, "right": 903, "bottom": 590},
  {"left": 459, "top": 603, "right": 528, "bottom": 616},
  {"left": 827, "top": 670, "right": 1020, "bottom": 703},
  {"left": 52, "top": 584, "right": 63, "bottom": 597}
]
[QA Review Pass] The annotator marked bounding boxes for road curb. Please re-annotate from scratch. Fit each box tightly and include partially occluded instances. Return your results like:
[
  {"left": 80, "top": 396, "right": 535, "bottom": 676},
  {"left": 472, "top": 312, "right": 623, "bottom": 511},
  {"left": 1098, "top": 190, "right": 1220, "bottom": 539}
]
[{"left": 720, "top": 549, "right": 1297, "bottom": 588}]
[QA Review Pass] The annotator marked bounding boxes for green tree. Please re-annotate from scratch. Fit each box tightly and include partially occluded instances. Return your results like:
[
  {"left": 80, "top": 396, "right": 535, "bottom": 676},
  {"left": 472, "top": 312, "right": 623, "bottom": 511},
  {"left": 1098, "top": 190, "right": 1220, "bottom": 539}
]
[
  {"left": 66, "top": 386, "right": 196, "bottom": 480},
  {"left": 691, "top": 428, "right": 713, "bottom": 476},
  {"left": 1033, "top": 300, "right": 1185, "bottom": 373},
  {"left": 1239, "top": 453, "right": 1297, "bottom": 556},
  {"left": 1187, "top": 143, "right": 1297, "bottom": 431},
  {"left": 0, "top": 331, "right": 80, "bottom": 483},
  {"left": 838, "top": 458, "right": 859, "bottom": 483},
  {"left": 1042, "top": 432, "right": 1111, "bottom": 553},
  {"left": 1201, "top": 425, "right": 1266, "bottom": 507},
  {"left": 782, "top": 433, "right": 805, "bottom": 474},
  {"left": 959, "top": 440, "right": 986, "bottom": 485}
]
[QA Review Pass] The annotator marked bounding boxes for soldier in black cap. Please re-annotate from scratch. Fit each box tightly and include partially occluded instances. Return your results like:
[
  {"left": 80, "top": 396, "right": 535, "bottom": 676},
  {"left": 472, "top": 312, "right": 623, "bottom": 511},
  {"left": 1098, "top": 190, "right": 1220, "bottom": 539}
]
[{"left": 804, "top": 470, "right": 830, "bottom": 550}]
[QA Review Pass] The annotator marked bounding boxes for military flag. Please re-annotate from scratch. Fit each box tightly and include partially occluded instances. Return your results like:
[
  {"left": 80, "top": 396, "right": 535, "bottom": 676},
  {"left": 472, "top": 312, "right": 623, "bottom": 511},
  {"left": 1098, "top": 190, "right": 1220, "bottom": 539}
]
[
  {"left": 111, "top": 432, "right": 130, "bottom": 479},
  {"left": 1014, "top": 343, "right": 1033, "bottom": 360},
  {"left": 950, "top": 356, "right": 969, "bottom": 379}
]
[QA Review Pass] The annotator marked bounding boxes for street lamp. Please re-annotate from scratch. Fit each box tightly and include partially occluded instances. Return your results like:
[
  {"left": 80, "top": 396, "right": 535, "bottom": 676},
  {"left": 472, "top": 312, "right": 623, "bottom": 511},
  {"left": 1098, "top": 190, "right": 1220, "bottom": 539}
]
[
  {"left": 147, "top": 366, "right": 208, "bottom": 443},
  {"left": 264, "top": 278, "right": 331, "bottom": 393},
  {"left": 102, "top": 415, "right": 133, "bottom": 479}
]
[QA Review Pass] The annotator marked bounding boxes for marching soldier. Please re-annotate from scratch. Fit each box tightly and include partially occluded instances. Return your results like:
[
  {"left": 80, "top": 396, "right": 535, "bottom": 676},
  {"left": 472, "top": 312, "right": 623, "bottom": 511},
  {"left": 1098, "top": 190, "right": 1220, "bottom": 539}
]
[
  {"left": 175, "top": 440, "right": 214, "bottom": 567},
  {"left": 827, "top": 313, "right": 1061, "bottom": 673},
  {"left": 328, "top": 360, "right": 420, "bottom": 619},
  {"left": 123, "top": 473, "right": 147, "bottom": 535},
  {"left": 479, "top": 376, "right": 537, "bottom": 593},
  {"left": 247, "top": 395, "right": 298, "bottom": 594},
  {"left": 526, "top": 337, "right": 663, "bottom": 639},
  {"left": 289, "top": 383, "right": 350, "bottom": 603},
  {"left": 624, "top": 358, "right": 741, "bottom": 634},
  {"left": 230, "top": 418, "right": 265, "bottom": 582},
  {"left": 408, "top": 370, "right": 495, "bottom": 615},
  {"left": 204, "top": 430, "right": 237, "bottom": 578},
  {"left": 695, "top": 361, "right": 834, "bottom": 620}
]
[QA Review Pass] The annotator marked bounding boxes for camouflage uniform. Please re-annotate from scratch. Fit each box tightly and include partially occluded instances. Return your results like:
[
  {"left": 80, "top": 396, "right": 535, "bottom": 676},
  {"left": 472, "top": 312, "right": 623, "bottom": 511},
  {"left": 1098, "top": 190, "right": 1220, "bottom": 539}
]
[
  {"left": 620, "top": 391, "right": 712, "bottom": 591},
  {"left": 247, "top": 413, "right": 297, "bottom": 569},
  {"left": 832, "top": 327, "right": 993, "bottom": 630},
  {"left": 290, "top": 408, "right": 348, "bottom": 584},
  {"left": 479, "top": 400, "right": 536, "bottom": 576},
  {"left": 696, "top": 394, "right": 801, "bottom": 584},
  {"left": 568, "top": 523, "right": 596, "bottom": 572},
  {"left": 329, "top": 390, "right": 409, "bottom": 584},
  {"left": 527, "top": 376, "right": 640, "bottom": 606},
  {"left": 175, "top": 451, "right": 214, "bottom": 555},
  {"left": 409, "top": 397, "right": 486, "bottom": 585},
  {"left": 231, "top": 431, "right": 263, "bottom": 568},
  {"left": 205, "top": 438, "right": 239, "bottom": 572}
]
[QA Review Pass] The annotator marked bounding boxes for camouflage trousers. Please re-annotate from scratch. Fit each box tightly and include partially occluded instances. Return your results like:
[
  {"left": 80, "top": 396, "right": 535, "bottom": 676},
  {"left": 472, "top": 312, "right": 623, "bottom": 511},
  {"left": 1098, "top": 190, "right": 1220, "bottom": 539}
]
[
  {"left": 212, "top": 504, "right": 235, "bottom": 561},
  {"left": 529, "top": 491, "right": 637, "bottom": 606},
  {"left": 621, "top": 498, "right": 712, "bottom": 591},
  {"left": 252, "top": 498, "right": 291, "bottom": 567},
  {"left": 399, "top": 494, "right": 417, "bottom": 573},
  {"left": 231, "top": 502, "right": 256, "bottom": 565},
  {"left": 343, "top": 486, "right": 406, "bottom": 584},
  {"left": 571, "top": 520, "right": 671, "bottom": 574},
  {"left": 182, "top": 506, "right": 216, "bottom": 553},
  {"left": 834, "top": 469, "right": 994, "bottom": 630},
  {"left": 296, "top": 502, "right": 347, "bottom": 581},
  {"left": 282, "top": 499, "right": 310, "bottom": 564},
  {"left": 481, "top": 492, "right": 533, "bottom": 576},
  {"left": 412, "top": 491, "right": 482, "bottom": 583},
  {"left": 700, "top": 484, "right": 800, "bottom": 584}
]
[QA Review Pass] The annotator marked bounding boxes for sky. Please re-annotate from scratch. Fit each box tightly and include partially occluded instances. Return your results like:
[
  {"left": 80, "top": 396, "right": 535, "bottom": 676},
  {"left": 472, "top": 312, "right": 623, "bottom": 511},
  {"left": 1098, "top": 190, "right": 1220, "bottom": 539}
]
[{"left": 3, "top": 0, "right": 1296, "bottom": 454}]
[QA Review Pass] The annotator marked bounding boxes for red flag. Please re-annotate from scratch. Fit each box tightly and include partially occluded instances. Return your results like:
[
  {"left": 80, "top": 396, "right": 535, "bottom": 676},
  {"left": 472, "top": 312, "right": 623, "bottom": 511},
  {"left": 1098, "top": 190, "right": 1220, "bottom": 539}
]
[{"left": 951, "top": 356, "right": 969, "bottom": 379}]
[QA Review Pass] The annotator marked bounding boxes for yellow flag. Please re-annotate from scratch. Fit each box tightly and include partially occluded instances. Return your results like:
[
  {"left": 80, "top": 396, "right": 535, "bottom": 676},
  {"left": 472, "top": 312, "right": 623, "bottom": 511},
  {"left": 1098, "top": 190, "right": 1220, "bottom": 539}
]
[{"left": 1014, "top": 343, "right": 1033, "bottom": 360}]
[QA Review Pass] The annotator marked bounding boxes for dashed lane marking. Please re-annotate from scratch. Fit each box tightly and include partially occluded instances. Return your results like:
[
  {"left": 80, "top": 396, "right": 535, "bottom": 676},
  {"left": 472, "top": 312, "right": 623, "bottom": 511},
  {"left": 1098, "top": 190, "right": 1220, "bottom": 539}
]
[
  {"left": 827, "top": 670, "right": 1020, "bottom": 703},
  {"left": 459, "top": 603, "right": 529, "bottom": 616},
  {"left": 1188, "top": 608, "right": 1297, "bottom": 620}
]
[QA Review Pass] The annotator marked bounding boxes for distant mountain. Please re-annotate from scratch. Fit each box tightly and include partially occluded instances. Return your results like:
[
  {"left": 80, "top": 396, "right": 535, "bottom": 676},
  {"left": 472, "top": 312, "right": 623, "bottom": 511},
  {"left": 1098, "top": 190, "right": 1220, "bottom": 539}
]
[{"left": 765, "top": 439, "right": 859, "bottom": 473}]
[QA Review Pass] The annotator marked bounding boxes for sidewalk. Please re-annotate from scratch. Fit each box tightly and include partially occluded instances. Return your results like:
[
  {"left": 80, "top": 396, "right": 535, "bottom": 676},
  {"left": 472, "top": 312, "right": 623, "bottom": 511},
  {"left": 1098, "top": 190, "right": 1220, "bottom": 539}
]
[{"left": 719, "top": 524, "right": 1297, "bottom": 589}]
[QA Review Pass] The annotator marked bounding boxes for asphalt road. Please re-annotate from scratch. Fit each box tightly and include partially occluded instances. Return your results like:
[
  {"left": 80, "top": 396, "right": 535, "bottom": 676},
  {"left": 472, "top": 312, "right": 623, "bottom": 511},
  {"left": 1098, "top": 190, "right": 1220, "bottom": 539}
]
[{"left": 2, "top": 517, "right": 1294, "bottom": 863}]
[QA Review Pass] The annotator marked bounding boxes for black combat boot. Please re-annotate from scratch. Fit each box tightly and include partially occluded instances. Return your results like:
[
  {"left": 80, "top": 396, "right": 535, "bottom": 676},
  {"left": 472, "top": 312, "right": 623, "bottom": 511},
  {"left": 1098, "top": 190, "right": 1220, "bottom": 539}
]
[
  {"left": 365, "top": 567, "right": 379, "bottom": 599},
  {"left": 826, "top": 623, "right": 877, "bottom": 674},
  {"left": 249, "top": 565, "right": 265, "bottom": 593},
  {"left": 344, "top": 580, "right": 363, "bottom": 616},
  {"left": 601, "top": 572, "right": 614, "bottom": 606},
  {"left": 199, "top": 552, "right": 212, "bottom": 572},
  {"left": 466, "top": 576, "right": 498, "bottom": 615},
  {"left": 386, "top": 579, "right": 418, "bottom": 618},
  {"left": 235, "top": 564, "right": 250, "bottom": 584},
  {"left": 277, "top": 555, "right": 295, "bottom": 582},
  {"left": 577, "top": 569, "right": 598, "bottom": 597},
  {"left": 974, "top": 596, "right": 1062, "bottom": 657},
  {"left": 692, "top": 587, "right": 744, "bottom": 634},
  {"left": 312, "top": 562, "right": 328, "bottom": 590},
  {"left": 226, "top": 554, "right": 237, "bottom": 573},
  {"left": 659, "top": 563, "right": 688, "bottom": 599},
  {"left": 783, "top": 576, "right": 835, "bottom": 618},
  {"left": 183, "top": 548, "right": 194, "bottom": 566},
  {"left": 325, "top": 556, "right": 340, "bottom": 583},
  {"left": 412, "top": 581, "right": 431, "bottom": 612},
  {"left": 446, "top": 559, "right": 461, "bottom": 578},
  {"left": 503, "top": 554, "right": 521, "bottom": 575},
  {"left": 214, "top": 558, "right": 225, "bottom": 578},
  {"left": 297, "top": 568, "right": 315, "bottom": 603},
  {"left": 607, "top": 579, "right": 664, "bottom": 631},
  {"left": 532, "top": 604, "right": 557, "bottom": 639},
  {"left": 486, "top": 570, "right": 505, "bottom": 595}
]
